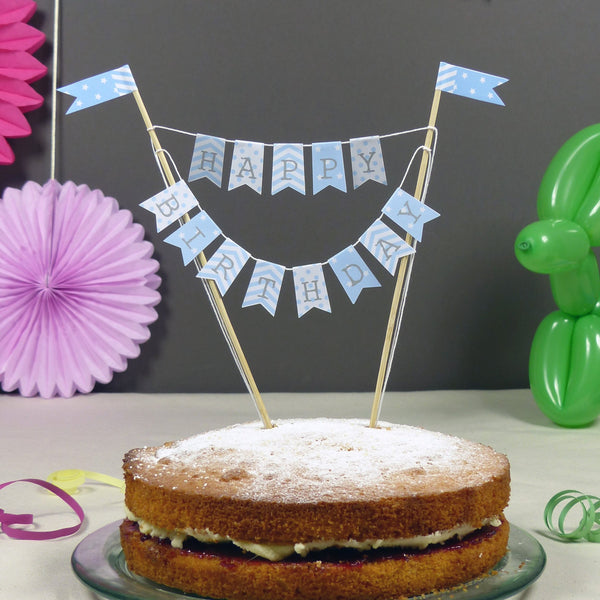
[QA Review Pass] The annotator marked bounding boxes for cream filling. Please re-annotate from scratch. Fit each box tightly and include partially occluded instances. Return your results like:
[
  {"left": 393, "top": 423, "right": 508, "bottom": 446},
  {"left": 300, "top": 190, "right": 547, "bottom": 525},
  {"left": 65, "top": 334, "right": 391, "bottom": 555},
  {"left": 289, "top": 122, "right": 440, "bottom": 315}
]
[{"left": 125, "top": 507, "right": 501, "bottom": 562}]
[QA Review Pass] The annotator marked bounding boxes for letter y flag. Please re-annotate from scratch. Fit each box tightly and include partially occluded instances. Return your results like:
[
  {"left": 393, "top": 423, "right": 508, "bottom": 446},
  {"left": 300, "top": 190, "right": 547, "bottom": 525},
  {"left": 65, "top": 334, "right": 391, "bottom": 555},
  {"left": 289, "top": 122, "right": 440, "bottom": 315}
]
[
  {"left": 58, "top": 65, "right": 137, "bottom": 114},
  {"left": 435, "top": 62, "right": 508, "bottom": 106}
]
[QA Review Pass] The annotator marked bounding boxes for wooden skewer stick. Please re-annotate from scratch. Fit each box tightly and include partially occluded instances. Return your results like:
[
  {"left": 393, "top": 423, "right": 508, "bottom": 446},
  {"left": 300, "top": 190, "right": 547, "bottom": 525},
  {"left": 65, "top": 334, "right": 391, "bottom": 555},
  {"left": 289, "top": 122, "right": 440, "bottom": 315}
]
[
  {"left": 370, "top": 89, "right": 441, "bottom": 427},
  {"left": 132, "top": 89, "right": 272, "bottom": 429}
]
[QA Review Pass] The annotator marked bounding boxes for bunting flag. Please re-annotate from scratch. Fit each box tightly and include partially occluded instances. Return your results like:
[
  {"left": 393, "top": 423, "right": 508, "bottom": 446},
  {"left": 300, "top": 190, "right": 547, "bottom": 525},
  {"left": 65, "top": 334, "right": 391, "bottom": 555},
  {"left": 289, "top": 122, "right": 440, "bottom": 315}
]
[
  {"left": 312, "top": 141, "right": 346, "bottom": 194},
  {"left": 58, "top": 64, "right": 136, "bottom": 114},
  {"left": 293, "top": 264, "right": 331, "bottom": 317},
  {"left": 228, "top": 140, "right": 265, "bottom": 194},
  {"left": 272, "top": 143, "right": 305, "bottom": 195},
  {"left": 188, "top": 134, "right": 226, "bottom": 187},
  {"left": 139, "top": 180, "right": 199, "bottom": 232},
  {"left": 196, "top": 238, "right": 251, "bottom": 295},
  {"left": 350, "top": 136, "right": 387, "bottom": 188},
  {"left": 360, "top": 220, "right": 415, "bottom": 274},
  {"left": 242, "top": 260, "right": 286, "bottom": 316},
  {"left": 382, "top": 187, "right": 440, "bottom": 242},
  {"left": 330, "top": 246, "right": 380, "bottom": 304},
  {"left": 163, "top": 211, "right": 222, "bottom": 265},
  {"left": 435, "top": 62, "right": 508, "bottom": 106}
]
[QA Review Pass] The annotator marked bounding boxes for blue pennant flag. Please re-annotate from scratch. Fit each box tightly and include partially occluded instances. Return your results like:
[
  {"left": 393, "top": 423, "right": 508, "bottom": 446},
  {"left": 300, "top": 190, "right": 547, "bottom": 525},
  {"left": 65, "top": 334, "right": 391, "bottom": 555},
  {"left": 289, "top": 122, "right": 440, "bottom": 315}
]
[
  {"left": 350, "top": 136, "right": 387, "bottom": 189},
  {"left": 228, "top": 140, "right": 265, "bottom": 194},
  {"left": 139, "top": 181, "right": 199, "bottom": 232},
  {"left": 242, "top": 260, "right": 286, "bottom": 316},
  {"left": 58, "top": 65, "right": 137, "bottom": 114},
  {"left": 360, "top": 220, "right": 415, "bottom": 275},
  {"left": 329, "top": 246, "right": 380, "bottom": 304},
  {"left": 435, "top": 62, "right": 508, "bottom": 106},
  {"left": 293, "top": 264, "right": 331, "bottom": 317},
  {"left": 312, "top": 141, "right": 347, "bottom": 194},
  {"left": 272, "top": 143, "right": 306, "bottom": 195},
  {"left": 163, "top": 211, "right": 222, "bottom": 265},
  {"left": 189, "top": 134, "right": 226, "bottom": 187},
  {"left": 196, "top": 239, "right": 250, "bottom": 295},
  {"left": 382, "top": 188, "right": 440, "bottom": 242}
]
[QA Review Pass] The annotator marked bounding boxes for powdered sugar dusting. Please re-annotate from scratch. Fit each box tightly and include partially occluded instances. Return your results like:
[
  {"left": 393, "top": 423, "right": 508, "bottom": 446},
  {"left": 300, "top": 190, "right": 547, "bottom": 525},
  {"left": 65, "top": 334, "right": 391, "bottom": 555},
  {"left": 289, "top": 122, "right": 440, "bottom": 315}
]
[{"left": 130, "top": 419, "right": 507, "bottom": 503}]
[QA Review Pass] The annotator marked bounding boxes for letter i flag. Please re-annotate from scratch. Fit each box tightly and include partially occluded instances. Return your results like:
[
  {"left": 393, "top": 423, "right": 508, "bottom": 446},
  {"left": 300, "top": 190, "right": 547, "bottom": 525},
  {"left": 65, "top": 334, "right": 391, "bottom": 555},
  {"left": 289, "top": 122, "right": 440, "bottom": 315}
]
[
  {"left": 242, "top": 260, "right": 286, "bottom": 316},
  {"left": 293, "top": 264, "right": 331, "bottom": 317},
  {"left": 139, "top": 181, "right": 199, "bottom": 232},
  {"left": 196, "top": 239, "right": 251, "bottom": 295},
  {"left": 163, "top": 211, "right": 222, "bottom": 265},
  {"left": 330, "top": 246, "right": 380, "bottom": 304}
]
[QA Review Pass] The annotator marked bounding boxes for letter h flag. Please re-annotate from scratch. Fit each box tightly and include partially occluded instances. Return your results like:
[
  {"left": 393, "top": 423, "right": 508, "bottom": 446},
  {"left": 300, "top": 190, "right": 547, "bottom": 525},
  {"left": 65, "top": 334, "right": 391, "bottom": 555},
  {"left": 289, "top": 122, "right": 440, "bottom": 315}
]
[{"left": 189, "top": 134, "right": 226, "bottom": 188}]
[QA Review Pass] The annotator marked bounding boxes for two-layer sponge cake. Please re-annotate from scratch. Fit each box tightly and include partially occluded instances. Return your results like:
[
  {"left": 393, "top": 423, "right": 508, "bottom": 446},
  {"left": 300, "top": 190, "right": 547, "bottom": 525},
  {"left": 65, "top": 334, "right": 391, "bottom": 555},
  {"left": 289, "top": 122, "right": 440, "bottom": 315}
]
[{"left": 120, "top": 419, "right": 510, "bottom": 600}]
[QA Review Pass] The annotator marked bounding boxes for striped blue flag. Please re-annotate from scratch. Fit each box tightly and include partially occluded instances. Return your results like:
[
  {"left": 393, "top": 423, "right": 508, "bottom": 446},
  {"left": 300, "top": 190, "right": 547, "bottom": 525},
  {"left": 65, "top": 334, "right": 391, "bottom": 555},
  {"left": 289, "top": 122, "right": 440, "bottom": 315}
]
[
  {"left": 436, "top": 62, "right": 508, "bottom": 106},
  {"left": 242, "top": 260, "right": 286, "bottom": 316},
  {"left": 196, "top": 239, "right": 250, "bottom": 295},
  {"left": 272, "top": 143, "right": 305, "bottom": 195},
  {"left": 189, "top": 134, "right": 226, "bottom": 187},
  {"left": 59, "top": 65, "right": 137, "bottom": 114},
  {"left": 360, "top": 220, "right": 415, "bottom": 275}
]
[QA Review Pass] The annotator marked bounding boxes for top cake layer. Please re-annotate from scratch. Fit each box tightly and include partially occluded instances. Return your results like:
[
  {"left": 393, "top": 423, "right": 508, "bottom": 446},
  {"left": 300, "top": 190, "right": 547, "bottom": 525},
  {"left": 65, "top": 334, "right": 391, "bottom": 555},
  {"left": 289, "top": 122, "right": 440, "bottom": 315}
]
[{"left": 125, "top": 418, "right": 508, "bottom": 504}]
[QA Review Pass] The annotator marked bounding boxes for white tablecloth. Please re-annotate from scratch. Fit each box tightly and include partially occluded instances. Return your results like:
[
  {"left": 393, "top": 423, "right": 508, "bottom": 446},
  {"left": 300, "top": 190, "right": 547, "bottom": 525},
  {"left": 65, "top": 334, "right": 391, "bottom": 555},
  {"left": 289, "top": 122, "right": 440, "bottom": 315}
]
[{"left": 1, "top": 390, "right": 599, "bottom": 599}]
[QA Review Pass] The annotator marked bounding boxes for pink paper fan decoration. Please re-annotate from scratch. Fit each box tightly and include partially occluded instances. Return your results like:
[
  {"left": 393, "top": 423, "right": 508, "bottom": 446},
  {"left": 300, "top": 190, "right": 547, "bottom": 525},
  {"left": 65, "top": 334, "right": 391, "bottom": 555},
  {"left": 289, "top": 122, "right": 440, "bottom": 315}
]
[
  {"left": 0, "top": 0, "right": 46, "bottom": 165},
  {"left": 0, "top": 180, "right": 161, "bottom": 398}
]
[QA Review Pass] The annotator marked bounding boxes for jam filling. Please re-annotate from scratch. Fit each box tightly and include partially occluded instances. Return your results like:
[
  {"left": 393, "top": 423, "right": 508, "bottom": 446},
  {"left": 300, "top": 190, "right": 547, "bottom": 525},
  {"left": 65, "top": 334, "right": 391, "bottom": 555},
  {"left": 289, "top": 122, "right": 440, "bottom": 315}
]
[{"left": 122, "top": 519, "right": 501, "bottom": 567}]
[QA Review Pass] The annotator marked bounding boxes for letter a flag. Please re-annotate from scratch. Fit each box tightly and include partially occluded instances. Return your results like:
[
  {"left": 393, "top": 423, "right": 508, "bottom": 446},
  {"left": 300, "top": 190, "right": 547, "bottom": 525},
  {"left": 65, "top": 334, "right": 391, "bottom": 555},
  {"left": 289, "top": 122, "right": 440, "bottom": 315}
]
[
  {"left": 382, "top": 188, "right": 440, "bottom": 242},
  {"left": 272, "top": 143, "right": 305, "bottom": 195},
  {"left": 435, "top": 62, "right": 508, "bottom": 106},
  {"left": 293, "top": 264, "right": 331, "bottom": 317},
  {"left": 312, "top": 141, "right": 346, "bottom": 194},
  {"left": 242, "top": 260, "right": 286, "bottom": 316},
  {"left": 350, "top": 136, "right": 387, "bottom": 189},
  {"left": 139, "top": 180, "right": 199, "bottom": 232},
  {"left": 196, "top": 239, "right": 250, "bottom": 295},
  {"left": 228, "top": 140, "right": 265, "bottom": 194},
  {"left": 330, "top": 246, "right": 380, "bottom": 304},
  {"left": 189, "top": 134, "right": 226, "bottom": 187},
  {"left": 163, "top": 211, "right": 222, "bottom": 265},
  {"left": 360, "top": 220, "right": 415, "bottom": 275},
  {"left": 58, "top": 65, "right": 137, "bottom": 114}
]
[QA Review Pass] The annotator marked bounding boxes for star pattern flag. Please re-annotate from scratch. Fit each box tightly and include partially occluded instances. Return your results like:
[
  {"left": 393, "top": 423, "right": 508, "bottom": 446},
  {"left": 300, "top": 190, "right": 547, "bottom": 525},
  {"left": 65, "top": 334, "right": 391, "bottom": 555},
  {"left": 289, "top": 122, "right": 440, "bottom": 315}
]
[
  {"left": 312, "top": 141, "right": 346, "bottom": 194},
  {"left": 163, "top": 211, "right": 222, "bottom": 265},
  {"left": 139, "top": 181, "right": 199, "bottom": 232},
  {"left": 58, "top": 65, "right": 137, "bottom": 114},
  {"left": 360, "top": 220, "right": 415, "bottom": 275},
  {"left": 435, "top": 62, "right": 508, "bottom": 106},
  {"left": 228, "top": 140, "right": 265, "bottom": 194},
  {"left": 188, "top": 134, "right": 226, "bottom": 187},
  {"left": 242, "top": 260, "right": 286, "bottom": 316},
  {"left": 330, "top": 246, "right": 380, "bottom": 304},
  {"left": 196, "top": 238, "right": 250, "bottom": 295},
  {"left": 382, "top": 188, "right": 440, "bottom": 242},
  {"left": 350, "top": 136, "right": 387, "bottom": 189},
  {"left": 293, "top": 264, "right": 331, "bottom": 317},
  {"left": 272, "top": 143, "right": 305, "bottom": 195}
]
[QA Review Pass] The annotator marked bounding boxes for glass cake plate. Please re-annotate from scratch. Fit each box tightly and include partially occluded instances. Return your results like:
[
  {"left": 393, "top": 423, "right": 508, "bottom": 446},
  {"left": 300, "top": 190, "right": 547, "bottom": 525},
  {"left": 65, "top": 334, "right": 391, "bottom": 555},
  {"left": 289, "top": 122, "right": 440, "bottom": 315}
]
[{"left": 72, "top": 520, "right": 546, "bottom": 600}]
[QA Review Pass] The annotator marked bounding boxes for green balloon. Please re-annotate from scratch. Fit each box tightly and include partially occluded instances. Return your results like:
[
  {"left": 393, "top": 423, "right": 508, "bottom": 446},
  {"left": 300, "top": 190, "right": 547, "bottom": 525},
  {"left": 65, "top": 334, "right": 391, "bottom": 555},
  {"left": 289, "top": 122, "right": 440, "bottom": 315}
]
[
  {"left": 549, "top": 251, "right": 600, "bottom": 316},
  {"left": 530, "top": 311, "right": 600, "bottom": 427}
]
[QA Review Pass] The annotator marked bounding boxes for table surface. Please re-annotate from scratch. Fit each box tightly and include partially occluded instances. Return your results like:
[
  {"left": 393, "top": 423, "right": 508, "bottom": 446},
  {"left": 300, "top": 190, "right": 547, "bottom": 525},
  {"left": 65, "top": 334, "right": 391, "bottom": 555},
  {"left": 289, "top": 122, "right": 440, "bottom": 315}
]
[{"left": 1, "top": 389, "right": 599, "bottom": 599}]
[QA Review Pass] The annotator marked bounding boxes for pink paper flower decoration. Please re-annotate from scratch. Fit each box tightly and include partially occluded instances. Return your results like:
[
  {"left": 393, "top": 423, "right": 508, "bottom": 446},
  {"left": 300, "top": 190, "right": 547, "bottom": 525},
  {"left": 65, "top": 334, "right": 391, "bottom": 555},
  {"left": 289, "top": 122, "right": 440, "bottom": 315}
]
[
  {"left": 0, "top": 0, "right": 47, "bottom": 165},
  {"left": 0, "top": 180, "right": 161, "bottom": 398}
]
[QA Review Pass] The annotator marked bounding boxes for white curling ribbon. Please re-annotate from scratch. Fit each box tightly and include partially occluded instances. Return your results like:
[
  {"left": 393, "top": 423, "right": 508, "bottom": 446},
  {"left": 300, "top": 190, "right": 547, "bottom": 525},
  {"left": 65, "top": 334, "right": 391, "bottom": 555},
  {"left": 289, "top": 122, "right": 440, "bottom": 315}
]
[
  {"left": 360, "top": 219, "right": 415, "bottom": 275},
  {"left": 196, "top": 238, "right": 250, "bottom": 295},
  {"left": 139, "top": 181, "right": 199, "bottom": 232},
  {"left": 228, "top": 140, "right": 265, "bottom": 194},
  {"left": 242, "top": 260, "right": 286, "bottom": 316},
  {"left": 293, "top": 264, "right": 331, "bottom": 317},
  {"left": 350, "top": 136, "right": 387, "bottom": 189}
]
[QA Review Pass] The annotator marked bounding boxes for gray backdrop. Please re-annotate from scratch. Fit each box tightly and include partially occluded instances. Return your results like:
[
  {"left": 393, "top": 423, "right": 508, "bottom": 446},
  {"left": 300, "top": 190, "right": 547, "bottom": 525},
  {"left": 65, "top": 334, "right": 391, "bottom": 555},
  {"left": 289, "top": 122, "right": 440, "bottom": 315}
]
[{"left": 3, "top": 1, "right": 596, "bottom": 394}]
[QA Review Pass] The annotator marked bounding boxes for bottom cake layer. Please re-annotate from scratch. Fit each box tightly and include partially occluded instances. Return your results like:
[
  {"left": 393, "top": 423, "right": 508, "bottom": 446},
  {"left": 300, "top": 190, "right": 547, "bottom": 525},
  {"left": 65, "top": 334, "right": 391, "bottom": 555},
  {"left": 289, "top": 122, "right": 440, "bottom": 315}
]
[{"left": 120, "top": 518, "right": 510, "bottom": 600}]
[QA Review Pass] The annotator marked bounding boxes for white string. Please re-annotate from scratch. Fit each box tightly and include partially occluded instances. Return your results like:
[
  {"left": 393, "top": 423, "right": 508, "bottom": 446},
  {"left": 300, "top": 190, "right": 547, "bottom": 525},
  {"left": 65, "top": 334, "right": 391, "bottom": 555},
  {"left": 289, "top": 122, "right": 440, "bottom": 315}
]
[
  {"left": 50, "top": 0, "right": 60, "bottom": 180},
  {"left": 148, "top": 124, "right": 437, "bottom": 148}
]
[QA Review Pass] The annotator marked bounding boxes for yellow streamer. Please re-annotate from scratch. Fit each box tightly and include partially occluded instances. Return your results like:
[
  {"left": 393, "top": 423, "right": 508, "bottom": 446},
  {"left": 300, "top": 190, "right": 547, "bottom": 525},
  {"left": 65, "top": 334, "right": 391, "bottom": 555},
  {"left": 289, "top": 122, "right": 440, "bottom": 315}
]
[{"left": 46, "top": 470, "right": 124, "bottom": 495}]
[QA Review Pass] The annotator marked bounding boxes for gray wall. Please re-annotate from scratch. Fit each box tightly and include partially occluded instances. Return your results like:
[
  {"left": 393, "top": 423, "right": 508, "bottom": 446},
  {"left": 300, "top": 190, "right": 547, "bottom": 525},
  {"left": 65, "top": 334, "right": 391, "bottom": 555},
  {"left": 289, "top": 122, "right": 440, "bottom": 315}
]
[{"left": 3, "top": 1, "right": 594, "bottom": 394}]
